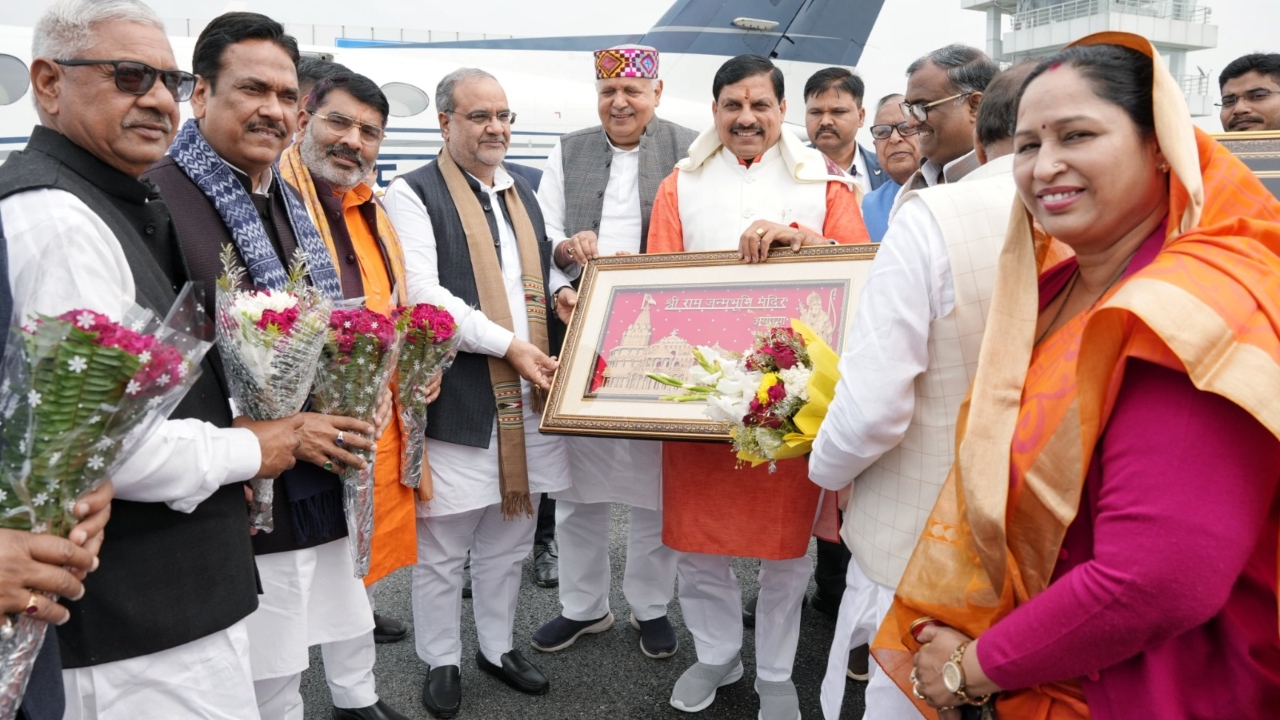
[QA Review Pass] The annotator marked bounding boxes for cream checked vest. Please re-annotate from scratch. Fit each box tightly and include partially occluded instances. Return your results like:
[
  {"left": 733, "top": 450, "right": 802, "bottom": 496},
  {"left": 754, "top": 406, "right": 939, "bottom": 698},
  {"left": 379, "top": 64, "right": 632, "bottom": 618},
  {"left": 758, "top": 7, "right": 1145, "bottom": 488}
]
[{"left": 841, "top": 156, "right": 1016, "bottom": 589}]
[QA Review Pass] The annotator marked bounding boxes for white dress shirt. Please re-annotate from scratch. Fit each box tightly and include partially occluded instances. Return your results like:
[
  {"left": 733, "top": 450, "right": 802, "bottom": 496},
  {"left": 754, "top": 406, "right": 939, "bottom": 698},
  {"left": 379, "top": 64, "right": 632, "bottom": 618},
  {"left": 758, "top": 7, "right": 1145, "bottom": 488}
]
[
  {"left": 538, "top": 136, "right": 644, "bottom": 286},
  {"left": 383, "top": 166, "right": 570, "bottom": 517},
  {"left": 535, "top": 135, "right": 662, "bottom": 510},
  {"left": 1, "top": 189, "right": 261, "bottom": 512},
  {"left": 807, "top": 195, "right": 953, "bottom": 489},
  {"left": 850, "top": 147, "right": 871, "bottom": 197}
]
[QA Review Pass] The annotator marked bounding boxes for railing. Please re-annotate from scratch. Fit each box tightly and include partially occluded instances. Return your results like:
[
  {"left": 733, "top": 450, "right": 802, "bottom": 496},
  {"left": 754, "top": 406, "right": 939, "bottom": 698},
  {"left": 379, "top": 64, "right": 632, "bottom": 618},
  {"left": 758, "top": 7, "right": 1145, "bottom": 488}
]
[
  {"left": 1009, "top": 0, "right": 1212, "bottom": 30},
  {"left": 160, "top": 17, "right": 513, "bottom": 45},
  {"left": 1176, "top": 73, "right": 1212, "bottom": 96}
]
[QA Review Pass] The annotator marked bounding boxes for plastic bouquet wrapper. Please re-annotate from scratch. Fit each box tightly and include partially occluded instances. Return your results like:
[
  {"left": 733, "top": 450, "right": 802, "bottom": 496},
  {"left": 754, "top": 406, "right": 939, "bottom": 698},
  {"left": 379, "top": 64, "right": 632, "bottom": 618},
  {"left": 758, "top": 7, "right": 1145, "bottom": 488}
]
[
  {"left": 215, "top": 246, "right": 333, "bottom": 532},
  {"left": 0, "top": 289, "right": 211, "bottom": 719},
  {"left": 392, "top": 304, "right": 458, "bottom": 490},
  {"left": 647, "top": 319, "right": 840, "bottom": 472},
  {"left": 312, "top": 302, "right": 401, "bottom": 578}
]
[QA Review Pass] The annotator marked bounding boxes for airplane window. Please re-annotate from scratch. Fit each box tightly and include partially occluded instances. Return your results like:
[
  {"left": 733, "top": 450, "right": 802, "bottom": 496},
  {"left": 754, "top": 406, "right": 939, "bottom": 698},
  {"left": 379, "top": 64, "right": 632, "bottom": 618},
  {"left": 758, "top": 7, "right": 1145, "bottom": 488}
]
[
  {"left": 0, "top": 54, "right": 30, "bottom": 106},
  {"left": 381, "top": 82, "right": 429, "bottom": 117}
]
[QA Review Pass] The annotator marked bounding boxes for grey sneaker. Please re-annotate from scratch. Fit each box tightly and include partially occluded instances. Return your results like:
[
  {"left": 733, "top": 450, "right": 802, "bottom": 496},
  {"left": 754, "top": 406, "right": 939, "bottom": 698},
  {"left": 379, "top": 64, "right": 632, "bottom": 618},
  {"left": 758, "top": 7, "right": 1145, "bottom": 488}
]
[
  {"left": 755, "top": 678, "right": 800, "bottom": 720},
  {"left": 669, "top": 657, "right": 744, "bottom": 713}
]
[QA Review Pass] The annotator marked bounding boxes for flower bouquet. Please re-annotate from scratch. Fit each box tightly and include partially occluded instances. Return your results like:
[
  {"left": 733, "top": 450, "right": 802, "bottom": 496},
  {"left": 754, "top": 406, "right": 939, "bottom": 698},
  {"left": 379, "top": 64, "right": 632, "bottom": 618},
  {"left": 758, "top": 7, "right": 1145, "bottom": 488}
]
[
  {"left": 215, "top": 245, "right": 332, "bottom": 532},
  {"left": 392, "top": 304, "right": 458, "bottom": 491},
  {"left": 647, "top": 320, "right": 840, "bottom": 471},
  {"left": 311, "top": 303, "right": 401, "bottom": 578},
  {"left": 0, "top": 293, "right": 211, "bottom": 720}
]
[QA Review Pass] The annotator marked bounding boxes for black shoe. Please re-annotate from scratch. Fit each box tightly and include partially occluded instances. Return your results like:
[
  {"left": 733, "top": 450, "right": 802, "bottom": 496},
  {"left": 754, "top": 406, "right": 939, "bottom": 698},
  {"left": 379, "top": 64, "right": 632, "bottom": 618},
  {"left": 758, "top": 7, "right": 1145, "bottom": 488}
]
[
  {"left": 476, "top": 648, "right": 549, "bottom": 695},
  {"left": 742, "top": 595, "right": 757, "bottom": 628},
  {"left": 421, "top": 665, "right": 461, "bottom": 719},
  {"left": 533, "top": 541, "right": 558, "bottom": 588},
  {"left": 531, "top": 612, "right": 614, "bottom": 652},
  {"left": 847, "top": 643, "right": 870, "bottom": 681},
  {"left": 462, "top": 556, "right": 472, "bottom": 599},
  {"left": 333, "top": 700, "right": 410, "bottom": 720},
  {"left": 373, "top": 613, "right": 409, "bottom": 644},
  {"left": 807, "top": 590, "right": 841, "bottom": 620},
  {"left": 630, "top": 613, "right": 678, "bottom": 659}
]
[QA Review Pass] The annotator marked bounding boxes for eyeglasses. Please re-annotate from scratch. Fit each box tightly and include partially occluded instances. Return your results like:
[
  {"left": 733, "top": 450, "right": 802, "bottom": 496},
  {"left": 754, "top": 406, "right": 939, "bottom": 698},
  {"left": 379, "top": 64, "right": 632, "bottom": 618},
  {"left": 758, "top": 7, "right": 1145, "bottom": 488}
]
[
  {"left": 870, "top": 122, "right": 918, "bottom": 140},
  {"left": 449, "top": 110, "right": 517, "bottom": 126},
  {"left": 900, "top": 92, "right": 972, "bottom": 124},
  {"left": 1216, "top": 88, "right": 1279, "bottom": 108},
  {"left": 310, "top": 111, "right": 384, "bottom": 143},
  {"left": 55, "top": 59, "right": 196, "bottom": 102}
]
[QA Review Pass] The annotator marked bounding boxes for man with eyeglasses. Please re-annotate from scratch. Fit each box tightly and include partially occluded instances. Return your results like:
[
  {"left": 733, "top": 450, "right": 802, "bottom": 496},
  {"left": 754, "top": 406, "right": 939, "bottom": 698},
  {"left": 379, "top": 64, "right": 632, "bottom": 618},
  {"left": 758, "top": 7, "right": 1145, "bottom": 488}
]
[
  {"left": 803, "top": 67, "right": 885, "bottom": 197},
  {"left": 146, "top": 13, "right": 408, "bottom": 720},
  {"left": 810, "top": 59, "right": 1032, "bottom": 720},
  {"left": 862, "top": 94, "right": 922, "bottom": 241},
  {"left": 0, "top": 2, "right": 305, "bottom": 718},
  {"left": 900, "top": 44, "right": 998, "bottom": 191},
  {"left": 1218, "top": 53, "right": 1280, "bottom": 132},
  {"left": 384, "top": 68, "right": 572, "bottom": 718}
]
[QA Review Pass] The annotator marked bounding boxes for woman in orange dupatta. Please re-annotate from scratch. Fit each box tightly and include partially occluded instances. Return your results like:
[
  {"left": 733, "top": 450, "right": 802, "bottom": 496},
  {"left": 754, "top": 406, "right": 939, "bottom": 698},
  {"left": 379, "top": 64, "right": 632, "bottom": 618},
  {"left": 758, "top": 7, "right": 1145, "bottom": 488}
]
[{"left": 873, "top": 32, "right": 1280, "bottom": 720}]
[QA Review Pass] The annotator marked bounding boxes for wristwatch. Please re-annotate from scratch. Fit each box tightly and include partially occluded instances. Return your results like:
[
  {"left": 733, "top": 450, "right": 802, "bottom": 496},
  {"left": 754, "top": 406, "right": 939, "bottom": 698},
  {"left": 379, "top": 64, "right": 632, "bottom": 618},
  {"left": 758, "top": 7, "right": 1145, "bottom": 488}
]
[{"left": 942, "top": 641, "right": 991, "bottom": 706}]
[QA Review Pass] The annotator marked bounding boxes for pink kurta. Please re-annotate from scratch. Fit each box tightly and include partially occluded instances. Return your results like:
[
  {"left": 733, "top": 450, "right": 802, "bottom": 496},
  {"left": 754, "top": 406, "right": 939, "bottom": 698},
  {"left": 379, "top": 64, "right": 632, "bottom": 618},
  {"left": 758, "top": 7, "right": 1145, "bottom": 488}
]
[{"left": 977, "top": 257, "right": 1280, "bottom": 718}]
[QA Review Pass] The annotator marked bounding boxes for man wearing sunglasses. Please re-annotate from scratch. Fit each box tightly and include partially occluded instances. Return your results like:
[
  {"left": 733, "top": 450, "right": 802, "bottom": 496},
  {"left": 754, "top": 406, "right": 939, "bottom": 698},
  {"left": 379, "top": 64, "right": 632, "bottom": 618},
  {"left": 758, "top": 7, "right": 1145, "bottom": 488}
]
[
  {"left": 900, "top": 44, "right": 997, "bottom": 191},
  {"left": 146, "top": 13, "right": 408, "bottom": 720},
  {"left": 1218, "top": 53, "right": 1280, "bottom": 132},
  {"left": 810, "top": 60, "right": 1031, "bottom": 720},
  {"left": 861, "top": 94, "right": 922, "bottom": 241},
  {"left": 0, "top": 1, "right": 306, "bottom": 718}
]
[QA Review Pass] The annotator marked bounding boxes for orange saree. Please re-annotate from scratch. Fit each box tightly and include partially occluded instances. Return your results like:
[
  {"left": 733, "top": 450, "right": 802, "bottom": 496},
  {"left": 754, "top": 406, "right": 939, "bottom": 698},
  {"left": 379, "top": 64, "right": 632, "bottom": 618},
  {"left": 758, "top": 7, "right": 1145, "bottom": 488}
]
[{"left": 871, "top": 35, "right": 1280, "bottom": 718}]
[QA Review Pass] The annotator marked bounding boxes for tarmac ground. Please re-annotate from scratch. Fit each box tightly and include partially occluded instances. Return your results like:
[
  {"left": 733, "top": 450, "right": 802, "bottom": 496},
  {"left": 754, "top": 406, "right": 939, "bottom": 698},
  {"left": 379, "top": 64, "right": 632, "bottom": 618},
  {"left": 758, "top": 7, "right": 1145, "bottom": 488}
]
[{"left": 301, "top": 504, "right": 868, "bottom": 720}]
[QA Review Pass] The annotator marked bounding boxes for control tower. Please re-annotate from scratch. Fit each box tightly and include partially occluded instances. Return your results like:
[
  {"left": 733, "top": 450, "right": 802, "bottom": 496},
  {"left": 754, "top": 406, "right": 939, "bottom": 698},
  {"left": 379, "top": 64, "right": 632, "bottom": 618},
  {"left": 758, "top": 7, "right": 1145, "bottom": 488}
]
[{"left": 962, "top": 0, "right": 1219, "bottom": 115}]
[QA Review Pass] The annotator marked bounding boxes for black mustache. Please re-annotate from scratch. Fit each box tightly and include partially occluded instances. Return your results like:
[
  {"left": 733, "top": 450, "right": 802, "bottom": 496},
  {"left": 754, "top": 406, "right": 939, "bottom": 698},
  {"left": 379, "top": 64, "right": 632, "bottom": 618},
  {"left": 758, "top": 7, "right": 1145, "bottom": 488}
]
[
  {"left": 816, "top": 126, "right": 840, "bottom": 137},
  {"left": 731, "top": 124, "right": 764, "bottom": 133},
  {"left": 245, "top": 120, "right": 286, "bottom": 138},
  {"left": 1228, "top": 114, "right": 1265, "bottom": 129}
]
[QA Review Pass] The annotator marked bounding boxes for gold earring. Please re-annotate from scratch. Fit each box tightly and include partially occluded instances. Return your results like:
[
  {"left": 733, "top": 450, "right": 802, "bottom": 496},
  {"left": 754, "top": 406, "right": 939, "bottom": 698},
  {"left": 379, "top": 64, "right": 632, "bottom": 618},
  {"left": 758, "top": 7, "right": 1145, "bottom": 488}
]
[{"left": 1158, "top": 162, "right": 1170, "bottom": 173}]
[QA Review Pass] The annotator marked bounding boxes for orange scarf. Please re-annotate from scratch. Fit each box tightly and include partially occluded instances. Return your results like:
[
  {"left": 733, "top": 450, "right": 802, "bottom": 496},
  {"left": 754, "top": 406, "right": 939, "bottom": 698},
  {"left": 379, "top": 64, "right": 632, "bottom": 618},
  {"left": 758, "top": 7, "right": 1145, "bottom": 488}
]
[{"left": 872, "top": 33, "right": 1280, "bottom": 720}]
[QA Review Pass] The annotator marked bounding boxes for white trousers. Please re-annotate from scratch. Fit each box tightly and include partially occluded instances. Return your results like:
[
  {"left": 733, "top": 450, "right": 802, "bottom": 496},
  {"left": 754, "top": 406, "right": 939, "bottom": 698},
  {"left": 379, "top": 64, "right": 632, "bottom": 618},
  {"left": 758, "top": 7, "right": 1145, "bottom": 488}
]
[
  {"left": 556, "top": 500, "right": 677, "bottom": 622},
  {"left": 62, "top": 620, "right": 260, "bottom": 720},
  {"left": 412, "top": 496, "right": 541, "bottom": 667},
  {"left": 821, "top": 554, "right": 923, "bottom": 720},
  {"left": 676, "top": 552, "right": 811, "bottom": 682},
  {"left": 253, "top": 632, "right": 378, "bottom": 719}
]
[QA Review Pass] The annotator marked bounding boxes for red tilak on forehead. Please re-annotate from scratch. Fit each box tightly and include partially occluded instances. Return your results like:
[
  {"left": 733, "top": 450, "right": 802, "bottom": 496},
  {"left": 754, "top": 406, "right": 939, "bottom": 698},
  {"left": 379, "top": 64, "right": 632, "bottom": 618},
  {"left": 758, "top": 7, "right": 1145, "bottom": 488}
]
[
  {"left": 744, "top": 88, "right": 751, "bottom": 101},
  {"left": 1049, "top": 61, "right": 1064, "bottom": 71}
]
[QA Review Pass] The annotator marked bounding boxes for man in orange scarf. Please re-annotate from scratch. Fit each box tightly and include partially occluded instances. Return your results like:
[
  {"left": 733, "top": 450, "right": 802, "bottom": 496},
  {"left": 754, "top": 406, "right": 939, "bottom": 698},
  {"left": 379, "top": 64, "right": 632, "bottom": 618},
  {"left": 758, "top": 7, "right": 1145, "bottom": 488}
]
[{"left": 277, "top": 70, "right": 419, "bottom": 720}]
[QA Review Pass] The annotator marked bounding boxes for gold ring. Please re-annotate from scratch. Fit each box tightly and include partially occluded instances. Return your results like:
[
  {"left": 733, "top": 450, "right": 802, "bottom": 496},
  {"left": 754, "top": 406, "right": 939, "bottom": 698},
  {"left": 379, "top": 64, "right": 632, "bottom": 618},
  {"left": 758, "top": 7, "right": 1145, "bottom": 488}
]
[
  {"left": 912, "top": 681, "right": 926, "bottom": 700},
  {"left": 323, "top": 460, "right": 335, "bottom": 471},
  {"left": 755, "top": 227, "right": 765, "bottom": 237},
  {"left": 23, "top": 592, "right": 39, "bottom": 616},
  {"left": 567, "top": 245, "right": 575, "bottom": 257}
]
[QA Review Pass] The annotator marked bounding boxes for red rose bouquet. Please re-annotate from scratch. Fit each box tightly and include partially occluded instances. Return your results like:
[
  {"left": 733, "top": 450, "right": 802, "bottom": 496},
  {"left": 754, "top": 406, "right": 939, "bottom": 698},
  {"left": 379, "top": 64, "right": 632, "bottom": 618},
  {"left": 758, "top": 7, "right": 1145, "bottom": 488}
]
[
  {"left": 393, "top": 304, "right": 458, "bottom": 490},
  {"left": 0, "top": 292, "right": 211, "bottom": 719},
  {"left": 311, "top": 303, "right": 401, "bottom": 578}
]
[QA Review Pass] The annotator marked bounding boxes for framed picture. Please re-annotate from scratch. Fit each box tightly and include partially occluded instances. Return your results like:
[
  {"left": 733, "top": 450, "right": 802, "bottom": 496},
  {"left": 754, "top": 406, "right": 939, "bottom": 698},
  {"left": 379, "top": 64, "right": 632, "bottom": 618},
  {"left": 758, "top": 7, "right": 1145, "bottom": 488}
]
[
  {"left": 1211, "top": 130, "right": 1280, "bottom": 199},
  {"left": 540, "top": 244, "right": 877, "bottom": 441}
]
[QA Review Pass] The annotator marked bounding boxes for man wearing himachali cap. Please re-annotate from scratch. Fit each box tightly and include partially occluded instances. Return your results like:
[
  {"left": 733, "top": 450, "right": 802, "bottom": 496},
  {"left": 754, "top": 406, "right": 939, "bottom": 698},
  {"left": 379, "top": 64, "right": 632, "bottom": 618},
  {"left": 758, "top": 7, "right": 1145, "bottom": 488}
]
[
  {"left": 529, "top": 44, "right": 697, "bottom": 659},
  {"left": 645, "top": 53, "right": 869, "bottom": 720}
]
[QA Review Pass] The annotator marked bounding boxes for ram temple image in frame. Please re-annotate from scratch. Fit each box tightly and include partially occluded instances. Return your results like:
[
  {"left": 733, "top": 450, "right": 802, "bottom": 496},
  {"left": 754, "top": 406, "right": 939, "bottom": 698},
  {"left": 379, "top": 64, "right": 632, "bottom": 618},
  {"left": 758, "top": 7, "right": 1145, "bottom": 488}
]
[{"left": 585, "top": 280, "right": 849, "bottom": 401}]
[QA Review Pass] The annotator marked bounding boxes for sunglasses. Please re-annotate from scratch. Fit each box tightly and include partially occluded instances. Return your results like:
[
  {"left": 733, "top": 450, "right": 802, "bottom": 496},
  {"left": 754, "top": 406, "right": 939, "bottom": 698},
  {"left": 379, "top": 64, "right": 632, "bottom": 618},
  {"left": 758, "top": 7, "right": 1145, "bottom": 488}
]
[
  {"left": 870, "top": 122, "right": 919, "bottom": 140},
  {"left": 55, "top": 59, "right": 196, "bottom": 102}
]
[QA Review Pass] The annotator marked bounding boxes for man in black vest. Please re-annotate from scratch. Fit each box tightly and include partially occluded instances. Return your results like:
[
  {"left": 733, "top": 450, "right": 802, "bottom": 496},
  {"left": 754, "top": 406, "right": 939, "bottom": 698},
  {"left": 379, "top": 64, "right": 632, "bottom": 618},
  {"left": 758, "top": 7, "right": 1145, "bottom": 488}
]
[
  {"left": 0, "top": 1, "right": 302, "bottom": 717},
  {"left": 144, "top": 13, "right": 408, "bottom": 720},
  {"left": 528, "top": 43, "right": 695, "bottom": 662},
  {"left": 384, "top": 67, "right": 570, "bottom": 719}
]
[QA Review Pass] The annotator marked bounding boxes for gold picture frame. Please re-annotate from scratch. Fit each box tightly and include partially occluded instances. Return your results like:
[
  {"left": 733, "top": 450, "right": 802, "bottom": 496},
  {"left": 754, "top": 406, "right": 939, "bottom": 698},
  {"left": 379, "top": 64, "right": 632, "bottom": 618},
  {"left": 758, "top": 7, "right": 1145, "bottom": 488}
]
[
  {"left": 1209, "top": 130, "right": 1280, "bottom": 199},
  {"left": 539, "top": 244, "right": 878, "bottom": 441}
]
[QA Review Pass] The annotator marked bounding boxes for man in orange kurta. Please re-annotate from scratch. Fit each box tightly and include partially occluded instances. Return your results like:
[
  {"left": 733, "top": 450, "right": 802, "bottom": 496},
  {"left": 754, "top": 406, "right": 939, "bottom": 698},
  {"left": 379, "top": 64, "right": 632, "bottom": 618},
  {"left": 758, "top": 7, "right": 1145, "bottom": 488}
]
[
  {"left": 645, "top": 54, "right": 869, "bottom": 720},
  {"left": 281, "top": 72, "right": 421, "bottom": 659}
]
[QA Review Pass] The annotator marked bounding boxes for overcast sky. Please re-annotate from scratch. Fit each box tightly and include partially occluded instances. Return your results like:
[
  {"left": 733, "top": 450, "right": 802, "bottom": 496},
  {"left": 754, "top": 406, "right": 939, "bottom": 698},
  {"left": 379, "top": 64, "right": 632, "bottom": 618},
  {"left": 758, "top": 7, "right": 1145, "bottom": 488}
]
[{"left": 12, "top": 0, "right": 1276, "bottom": 131}]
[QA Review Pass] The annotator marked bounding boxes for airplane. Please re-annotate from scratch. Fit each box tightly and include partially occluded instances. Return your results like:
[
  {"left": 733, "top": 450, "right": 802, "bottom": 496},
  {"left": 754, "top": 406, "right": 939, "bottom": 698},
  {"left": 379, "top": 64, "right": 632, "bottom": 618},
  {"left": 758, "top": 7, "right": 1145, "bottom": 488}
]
[{"left": 0, "top": 0, "right": 887, "bottom": 185}]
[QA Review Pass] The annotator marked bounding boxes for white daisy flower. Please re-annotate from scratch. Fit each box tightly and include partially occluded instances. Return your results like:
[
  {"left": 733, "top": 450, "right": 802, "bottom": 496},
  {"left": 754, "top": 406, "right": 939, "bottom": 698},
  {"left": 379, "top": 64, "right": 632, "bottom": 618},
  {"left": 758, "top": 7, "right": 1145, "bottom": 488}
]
[
  {"left": 126, "top": 380, "right": 142, "bottom": 396},
  {"left": 139, "top": 351, "right": 152, "bottom": 365},
  {"left": 27, "top": 390, "right": 41, "bottom": 407},
  {"left": 87, "top": 455, "right": 105, "bottom": 470},
  {"left": 67, "top": 356, "right": 89, "bottom": 373},
  {"left": 32, "top": 491, "right": 49, "bottom": 506},
  {"left": 75, "top": 311, "right": 96, "bottom": 329}
]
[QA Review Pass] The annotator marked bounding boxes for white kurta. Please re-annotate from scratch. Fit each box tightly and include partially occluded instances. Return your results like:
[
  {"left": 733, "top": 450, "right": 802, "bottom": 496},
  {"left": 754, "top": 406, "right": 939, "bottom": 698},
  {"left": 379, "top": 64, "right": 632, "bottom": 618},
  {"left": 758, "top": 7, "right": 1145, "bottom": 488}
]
[
  {"left": 384, "top": 166, "right": 571, "bottom": 517},
  {"left": 537, "top": 137, "right": 663, "bottom": 509},
  {"left": 809, "top": 156, "right": 1014, "bottom": 720},
  {"left": 1, "top": 189, "right": 262, "bottom": 509}
]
